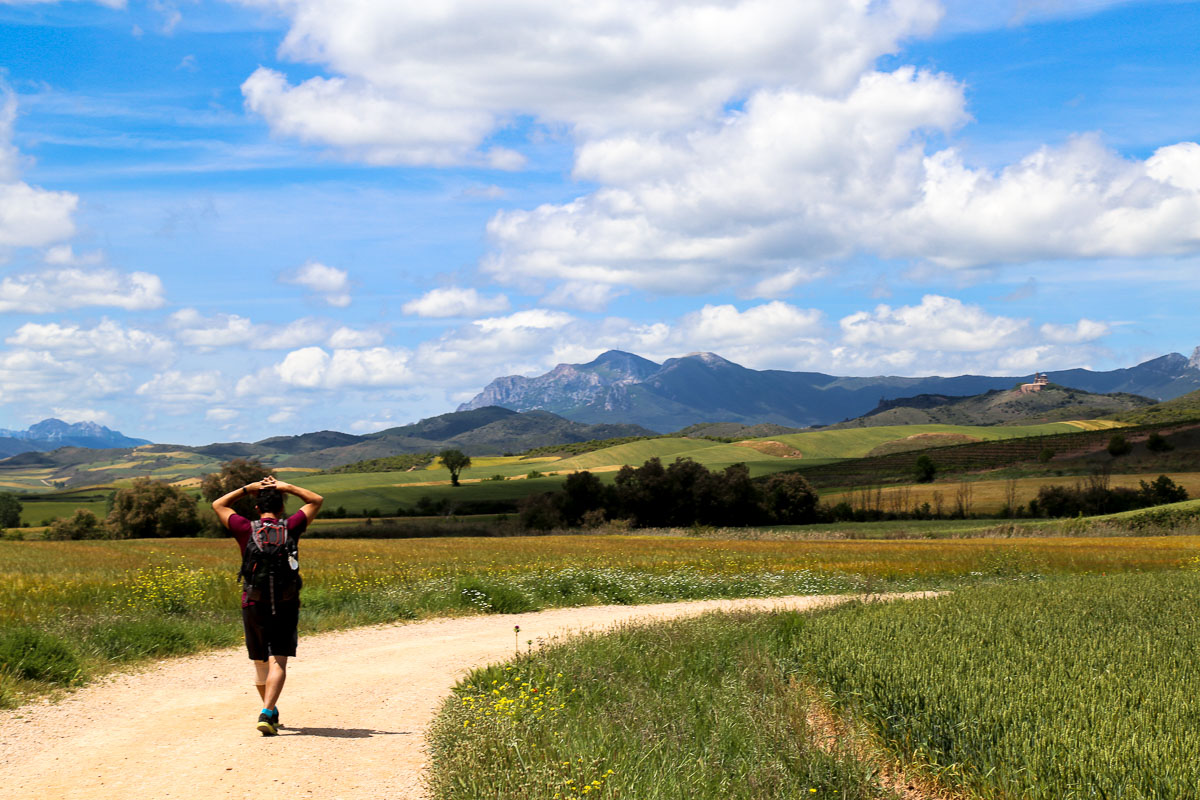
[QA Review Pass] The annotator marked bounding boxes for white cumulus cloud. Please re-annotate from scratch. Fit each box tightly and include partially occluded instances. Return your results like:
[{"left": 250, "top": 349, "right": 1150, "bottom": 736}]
[
  {"left": 0, "top": 86, "right": 78, "bottom": 248},
  {"left": 1039, "top": 318, "right": 1110, "bottom": 344},
  {"left": 0, "top": 349, "right": 128, "bottom": 404},
  {"left": 402, "top": 287, "right": 510, "bottom": 318},
  {"left": 239, "top": 0, "right": 941, "bottom": 165},
  {"left": 6, "top": 319, "right": 174, "bottom": 364},
  {"left": 281, "top": 260, "right": 351, "bottom": 307},
  {"left": 840, "top": 295, "right": 1029, "bottom": 352},
  {"left": 327, "top": 325, "right": 385, "bottom": 348},
  {"left": 261, "top": 345, "right": 412, "bottom": 390},
  {"left": 137, "top": 370, "right": 227, "bottom": 406},
  {"left": 484, "top": 67, "right": 970, "bottom": 292},
  {"left": 169, "top": 309, "right": 329, "bottom": 350},
  {"left": 0, "top": 268, "right": 165, "bottom": 313}
]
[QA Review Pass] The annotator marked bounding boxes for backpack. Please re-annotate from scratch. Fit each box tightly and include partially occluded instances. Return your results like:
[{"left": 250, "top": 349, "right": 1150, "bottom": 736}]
[{"left": 239, "top": 518, "right": 301, "bottom": 614}]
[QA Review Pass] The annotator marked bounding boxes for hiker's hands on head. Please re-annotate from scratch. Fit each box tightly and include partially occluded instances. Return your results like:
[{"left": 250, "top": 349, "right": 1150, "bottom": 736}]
[{"left": 245, "top": 476, "right": 275, "bottom": 494}]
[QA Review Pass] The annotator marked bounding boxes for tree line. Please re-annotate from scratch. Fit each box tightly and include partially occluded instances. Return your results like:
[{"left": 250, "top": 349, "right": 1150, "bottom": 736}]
[{"left": 518, "top": 456, "right": 818, "bottom": 530}]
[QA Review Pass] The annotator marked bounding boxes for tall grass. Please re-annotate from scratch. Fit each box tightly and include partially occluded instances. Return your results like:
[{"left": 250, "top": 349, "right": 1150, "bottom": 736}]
[
  {"left": 428, "top": 613, "right": 897, "bottom": 800},
  {"left": 784, "top": 571, "right": 1200, "bottom": 798}
]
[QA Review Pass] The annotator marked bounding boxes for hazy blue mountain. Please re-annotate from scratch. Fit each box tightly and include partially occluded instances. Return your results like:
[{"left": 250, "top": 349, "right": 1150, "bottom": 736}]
[
  {"left": 460, "top": 350, "right": 1200, "bottom": 432},
  {"left": 0, "top": 419, "right": 150, "bottom": 458}
]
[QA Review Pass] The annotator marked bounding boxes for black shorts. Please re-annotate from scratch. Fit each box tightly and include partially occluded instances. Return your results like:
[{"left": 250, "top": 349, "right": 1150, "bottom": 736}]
[{"left": 242, "top": 599, "right": 300, "bottom": 661}]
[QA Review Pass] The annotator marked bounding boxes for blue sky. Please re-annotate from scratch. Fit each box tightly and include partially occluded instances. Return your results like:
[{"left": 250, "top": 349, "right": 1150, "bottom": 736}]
[{"left": 0, "top": 0, "right": 1197, "bottom": 444}]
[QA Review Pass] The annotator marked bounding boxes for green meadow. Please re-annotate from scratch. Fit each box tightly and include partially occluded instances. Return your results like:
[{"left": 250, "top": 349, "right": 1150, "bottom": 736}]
[{"left": 431, "top": 570, "right": 1200, "bottom": 800}]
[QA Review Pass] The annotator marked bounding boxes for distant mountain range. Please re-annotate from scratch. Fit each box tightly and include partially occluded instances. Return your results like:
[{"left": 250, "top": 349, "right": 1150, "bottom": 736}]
[
  {"left": 0, "top": 419, "right": 150, "bottom": 458},
  {"left": 460, "top": 348, "right": 1200, "bottom": 432},
  {"left": 5, "top": 347, "right": 1200, "bottom": 475}
]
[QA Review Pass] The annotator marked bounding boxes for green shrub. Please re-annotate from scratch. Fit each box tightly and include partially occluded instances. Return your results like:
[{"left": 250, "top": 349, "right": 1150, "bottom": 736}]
[
  {"left": 0, "top": 629, "right": 82, "bottom": 685},
  {"left": 913, "top": 454, "right": 937, "bottom": 483},
  {"left": 44, "top": 509, "right": 106, "bottom": 540},
  {"left": 1107, "top": 433, "right": 1132, "bottom": 457},
  {"left": 108, "top": 478, "right": 201, "bottom": 538},
  {"left": 1146, "top": 432, "right": 1174, "bottom": 453},
  {"left": 0, "top": 492, "right": 21, "bottom": 527}
]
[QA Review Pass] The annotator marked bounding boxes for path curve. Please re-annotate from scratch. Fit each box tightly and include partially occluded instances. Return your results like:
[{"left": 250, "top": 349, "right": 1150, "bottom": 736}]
[{"left": 0, "top": 593, "right": 932, "bottom": 800}]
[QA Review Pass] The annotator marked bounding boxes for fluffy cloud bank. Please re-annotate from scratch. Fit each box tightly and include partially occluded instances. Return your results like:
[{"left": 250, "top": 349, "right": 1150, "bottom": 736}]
[
  {"left": 486, "top": 79, "right": 1200, "bottom": 292},
  {"left": 7, "top": 319, "right": 173, "bottom": 364},
  {"left": 0, "top": 268, "right": 164, "bottom": 312},
  {"left": 0, "top": 89, "right": 77, "bottom": 249},
  {"left": 239, "top": 1, "right": 1200, "bottom": 296},
  {"left": 241, "top": 0, "right": 940, "bottom": 164}
]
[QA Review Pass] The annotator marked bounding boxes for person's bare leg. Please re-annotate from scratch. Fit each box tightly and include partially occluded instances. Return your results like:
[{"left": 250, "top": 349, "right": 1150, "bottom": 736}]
[
  {"left": 253, "top": 660, "right": 268, "bottom": 703},
  {"left": 263, "top": 655, "right": 287, "bottom": 710}
]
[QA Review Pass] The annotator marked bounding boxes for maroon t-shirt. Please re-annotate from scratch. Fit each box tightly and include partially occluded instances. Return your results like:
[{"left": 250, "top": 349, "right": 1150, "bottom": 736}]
[
  {"left": 228, "top": 510, "right": 308, "bottom": 553},
  {"left": 229, "top": 511, "right": 308, "bottom": 606}
]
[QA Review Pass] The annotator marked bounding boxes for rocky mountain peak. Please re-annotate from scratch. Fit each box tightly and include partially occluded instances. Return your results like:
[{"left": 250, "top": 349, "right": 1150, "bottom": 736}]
[
  {"left": 27, "top": 418, "right": 108, "bottom": 440},
  {"left": 580, "top": 350, "right": 660, "bottom": 381}
]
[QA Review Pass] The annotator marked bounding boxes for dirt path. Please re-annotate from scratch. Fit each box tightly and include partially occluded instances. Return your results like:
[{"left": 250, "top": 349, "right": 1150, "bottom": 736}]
[{"left": 0, "top": 593, "right": 932, "bottom": 800}]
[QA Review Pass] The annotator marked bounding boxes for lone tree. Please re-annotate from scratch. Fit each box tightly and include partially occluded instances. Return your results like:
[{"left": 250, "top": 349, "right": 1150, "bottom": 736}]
[
  {"left": 439, "top": 449, "right": 471, "bottom": 487},
  {"left": 0, "top": 492, "right": 22, "bottom": 528},
  {"left": 1107, "top": 433, "right": 1133, "bottom": 457},
  {"left": 200, "top": 458, "right": 273, "bottom": 532},
  {"left": 107, "top": 478, "right": 200, "bottom": 539},
  {"left": 913, "top": 454, "right": 937, "bottom": 483}
]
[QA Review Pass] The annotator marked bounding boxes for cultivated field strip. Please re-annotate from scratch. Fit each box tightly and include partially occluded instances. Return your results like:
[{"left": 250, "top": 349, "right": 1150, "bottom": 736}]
[
  {"left": 787, "top": 572, "right": 1200, "bottom": 798},
  {"left": 793, "top": 419, "right": 1200, "bottom": 488}
]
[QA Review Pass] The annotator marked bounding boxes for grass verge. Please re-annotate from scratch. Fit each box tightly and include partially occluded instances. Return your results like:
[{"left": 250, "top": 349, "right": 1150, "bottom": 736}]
[
  {"left": 430, "top": 571, "right": 1200, "bottom": 800},
  {"left": 428, "top": 612, "right": 898, "bottom": 800}
]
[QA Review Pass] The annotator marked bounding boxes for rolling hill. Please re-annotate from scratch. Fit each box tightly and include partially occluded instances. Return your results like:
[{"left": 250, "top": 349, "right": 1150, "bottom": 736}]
[
  {"left": 830, "top": 385, "right": 1154, "bottom": 428},
  {"left": 1109, "top": 388, "right": 1200, "bottom": 425},
  {"left": 0, "top": 407, "right": 655, "bottom": 490}
]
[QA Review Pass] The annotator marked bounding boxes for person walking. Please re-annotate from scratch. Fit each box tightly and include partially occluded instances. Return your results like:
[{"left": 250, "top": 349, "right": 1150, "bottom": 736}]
[{"left": 212, "top": 475, "right": 323, "bottom": 736}]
